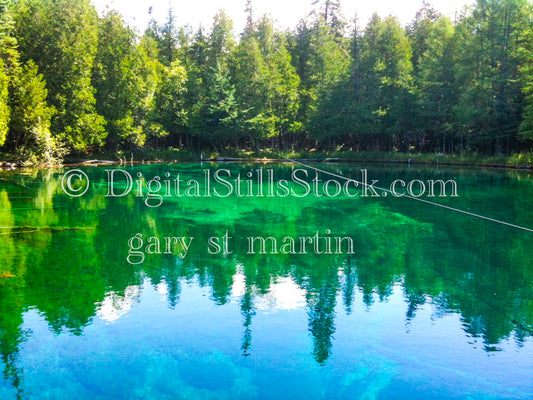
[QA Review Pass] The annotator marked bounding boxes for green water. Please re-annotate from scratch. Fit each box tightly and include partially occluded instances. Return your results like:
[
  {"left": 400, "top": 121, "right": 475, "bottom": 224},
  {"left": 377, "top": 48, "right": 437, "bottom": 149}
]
[{"left": 0, "top": 162, "right": 532, "bottom": 399}]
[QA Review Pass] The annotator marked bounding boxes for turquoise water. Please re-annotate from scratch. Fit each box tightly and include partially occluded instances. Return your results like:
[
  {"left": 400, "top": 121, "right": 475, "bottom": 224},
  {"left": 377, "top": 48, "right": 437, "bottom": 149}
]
[{"left": 0, "top": 162, "right": 532, "bottom": 399}]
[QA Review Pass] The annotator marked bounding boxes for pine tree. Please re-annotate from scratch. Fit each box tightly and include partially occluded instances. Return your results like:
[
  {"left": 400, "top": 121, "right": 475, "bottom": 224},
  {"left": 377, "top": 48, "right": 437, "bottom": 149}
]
[
  {"left": 311, "top": 0, "right": 344, "bottom": 37},
  {"left": 454, "top": 0, "right": 530, "bottom": 154},
  {"left": 356, "top": 14, "right": 414, "bottom": 150},
  {"left": 155, "top": 59, "right": 188, "bottom": 146},
  {"left": 0, "top": 0, "right": 14, "bottom": 147},
  {"left": 12, "top": 0, "right": 106, "bottom": 151},
  {"left": 407, "top": 1, "right": 441, "bottom": 74},
  {"left": 0, "top": 0, "right": 60, "bottom": 162},
  {"left": 206, "top": 10, "right": 235, "bottom": 70},
  {"left": 416, "top": 16, "right": 458, "bottom": 152},
  {"left": 159, "top": 7, "right": 178, "bottom": 66},
  {"left": 188, "top": 11, "right": 237, "bottom": 149},
  {"left": 0, "top": 59, "right": 8, "bottom": 146},
  {"left": 7, "top": 61, "right": 62, "bottom": 164},
  {"left": 93, "top": 11, "right": 160, "bottom": 150},
  {"left": 291, "top": 16, "right": 349, "bottom": 146},
  {"left": 518, "top": 2, "right": 533, "bottom": 141},
  {"left": 191, "top": 60, "right": 238, "bottom": 149},
  {"left": 233, "top": 30, "right": 270, "bottom": 145}
]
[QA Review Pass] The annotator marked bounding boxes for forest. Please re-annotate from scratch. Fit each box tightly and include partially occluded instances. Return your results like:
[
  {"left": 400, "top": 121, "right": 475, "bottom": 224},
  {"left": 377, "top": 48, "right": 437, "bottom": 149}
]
[{"left": 0, "top": 0, "right": 532, "bottom": 164}]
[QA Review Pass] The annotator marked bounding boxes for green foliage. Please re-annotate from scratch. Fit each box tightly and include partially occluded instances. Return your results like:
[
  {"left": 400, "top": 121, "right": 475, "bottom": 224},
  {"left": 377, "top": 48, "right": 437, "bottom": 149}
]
[
  {"left": 93, "top": 11, "right": 137, "bottom": 149},
  {"left": 93, "top": 11, "right": 163, "bottom": 150},
  {"left": 415, "top": 15, "right": 458, "bottom": 152},
  {"left": 1, "top": 0, "right": 61, "bottom": 162},
  {"left": 290, "top": 16, "right": 350, "bottom": 143},
  {"left": 233, "top": 16, "right": 300, "bottom": 148},
  {"left": 160, "top": 7, "right": 179, "bottom": 66},
  {"left": 0, "top": 0, "right": 18, "bottom": 71},
  {"left": 349, "top": 14, "right": 415, "bottom": 150},
  {"left": 407, "top": 1, "right": 441, "bottom": 74},
  {"left": 520, "top": 97, "right": 533, "bottom": 140},
  {"left": 186, "top": 11, "right": 239, "bottom": 149},
  {"left": 519, "top": 2, "right": 533, "bottom": 140},
  {"left": 0, "top": 59, "right": 8, "bottom": 146},
  {"left": 12, "top": 0, "right": 106, "bottom": 151},
  {"left": 144, "top": 8, "right": 179, "bottom": 67},
  {"left": 154, "top": 59, "right": 188, "bottom": 141},
  {"left": 311, "top": 0, "right": 345, "bottom": 37},
  {"left": 0, "top": 0, "right": 532, "bottom": 162},
  {"left": 454, "top": 0, "right": 531, "bottom": 154},
  {"left": 7, "top": 61, "right": 63, "bottom": 164},
  {"left": 207, "top": 10, "right": 236, "bottom": 70},
  {"left": 190, "top": 60, "right": 239, "bottom": 148}
]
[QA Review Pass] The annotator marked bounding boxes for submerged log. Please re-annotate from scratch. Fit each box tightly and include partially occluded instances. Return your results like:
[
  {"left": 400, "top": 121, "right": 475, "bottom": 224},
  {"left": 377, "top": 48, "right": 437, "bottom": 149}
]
[{"left": 0, "top": 226, "right": 95, "bottom": 235}]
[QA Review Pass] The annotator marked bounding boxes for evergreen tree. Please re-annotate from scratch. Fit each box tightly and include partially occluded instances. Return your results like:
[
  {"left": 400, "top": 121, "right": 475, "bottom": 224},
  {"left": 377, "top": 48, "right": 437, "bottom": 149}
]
[
  {"left": 7, "top": 61, "right": 62, "bottom": 163},
  {"left": 407, "top": 1, "right": 441, "bottom": 74},
  {"left": 12, "top": 0, "right": 106, "bottom": 151},
  {"left": 416, "top": 16, "right": 458, "bottom": 152},
  {"left": 1, "top": 0, "right": 59, "bottom": 162},
  {"left": 0, "top": 0, "right": 532, "bottom": 160},
  {"left": 287, "top": 20, "right": 314, "bottom": 141},
  {"left": 134, "top": 35, "right": 166, "bottom": 146},
  {"left": 154, "top": 59, "right": 188, "bottom": 146},
  {"left": 189, "top": 11, "right": 237, "bottom": 149},
  {"left": 93, "top": 11, "right": 138, "bottom": 149},
  {"left": 191, "top": 60, "right": 238, "bottom": 149},
  {"left": 454, "top": 0, "right": 530, "bottom": 154},
  {"left": 233, "top": 29, "right": 270, "bottom": 146},
  {"left": 0, "top": 59, "right": 8, "bottom": 146},
  {"left": 93, "top": 11, "right": 163, "bottom": 150},
  {"left": 0, "top": 0, "right": 14, "bottom": 147},
  {"left": 518, "top": 2, "right": 533, "bottom": 141},
  {"left": 268, "top": 31, "right": 300, "bottom": 149},
  {"left": 159, "top": 7, "right": 179, "bottom": 66},
  {"left": 233, "top": 15, "right": 300, "bottom": 149},
  {"left": 311, "top": 0, "right": 344, "bottom": 37},
  {"left": 244, "top": 0, "right": 255, "bottom": 37},
  {"left": 206, "top": 10, "right": 235, "bottom": 70},
  {"left": 350, "top": 14, "right": 415, "bottom": 150},
  {"left": 291, "top": 16, "right": 349, "bottom": 146}
]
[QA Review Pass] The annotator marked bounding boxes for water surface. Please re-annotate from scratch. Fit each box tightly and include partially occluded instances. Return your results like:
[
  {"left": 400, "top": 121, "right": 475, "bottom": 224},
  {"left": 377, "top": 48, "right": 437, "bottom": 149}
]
[{"left": 0, "top": 162, "right": 532, "bottom": 399}]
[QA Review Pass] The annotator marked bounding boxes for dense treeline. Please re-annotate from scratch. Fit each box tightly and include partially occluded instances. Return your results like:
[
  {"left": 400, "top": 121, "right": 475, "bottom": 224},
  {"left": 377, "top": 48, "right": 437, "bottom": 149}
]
[{"left": 0, "top": 0, "right": 532, "bottom": 163}]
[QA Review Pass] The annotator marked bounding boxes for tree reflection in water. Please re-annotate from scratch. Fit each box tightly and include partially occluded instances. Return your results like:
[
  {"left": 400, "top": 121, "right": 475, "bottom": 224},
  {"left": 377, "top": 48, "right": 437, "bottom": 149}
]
[{"left": 0, "top": 164, "right": 532, "bottom": 393}]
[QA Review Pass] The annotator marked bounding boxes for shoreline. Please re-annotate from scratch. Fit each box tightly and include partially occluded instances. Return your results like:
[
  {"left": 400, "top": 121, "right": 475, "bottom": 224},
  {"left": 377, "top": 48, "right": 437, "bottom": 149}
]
[{"left": 1, "top": 153, "right": 532, "bottom": 171}]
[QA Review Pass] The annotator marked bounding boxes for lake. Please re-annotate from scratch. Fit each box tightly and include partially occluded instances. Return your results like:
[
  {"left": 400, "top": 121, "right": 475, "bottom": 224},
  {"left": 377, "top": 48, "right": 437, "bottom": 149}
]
[{"left": 0, "top": 162, "right": 532, "bottom": 399}]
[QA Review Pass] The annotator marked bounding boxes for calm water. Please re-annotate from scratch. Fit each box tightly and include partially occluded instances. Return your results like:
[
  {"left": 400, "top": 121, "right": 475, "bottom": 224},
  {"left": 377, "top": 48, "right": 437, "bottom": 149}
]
[{"left": 0, "top": 162, "right": 532, "bottom": 399}]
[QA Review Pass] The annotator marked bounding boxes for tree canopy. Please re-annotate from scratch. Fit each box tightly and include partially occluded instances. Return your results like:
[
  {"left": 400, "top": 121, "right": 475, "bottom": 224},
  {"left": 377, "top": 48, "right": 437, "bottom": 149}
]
[{"left": 0, "top": 0, "right": 532, "bottom": 163}]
